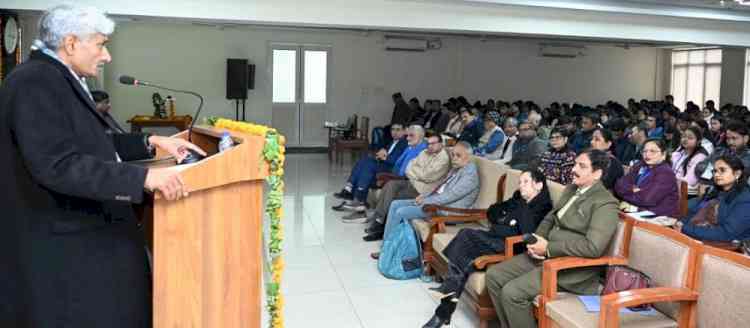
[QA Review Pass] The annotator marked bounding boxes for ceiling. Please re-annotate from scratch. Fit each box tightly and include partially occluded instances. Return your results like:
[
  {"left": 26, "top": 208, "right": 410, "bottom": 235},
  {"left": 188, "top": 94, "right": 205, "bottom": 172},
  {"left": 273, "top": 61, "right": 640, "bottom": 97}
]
[{"left": 626, "top": 0, "right": 750, "bottom": 11}]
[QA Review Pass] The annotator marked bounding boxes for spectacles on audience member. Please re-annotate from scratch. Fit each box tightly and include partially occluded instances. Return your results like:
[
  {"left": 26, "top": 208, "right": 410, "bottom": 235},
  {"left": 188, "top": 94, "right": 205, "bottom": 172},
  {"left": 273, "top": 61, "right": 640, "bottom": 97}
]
[{"left": 712, "top": 167, "right": 731, "bottom": 175}]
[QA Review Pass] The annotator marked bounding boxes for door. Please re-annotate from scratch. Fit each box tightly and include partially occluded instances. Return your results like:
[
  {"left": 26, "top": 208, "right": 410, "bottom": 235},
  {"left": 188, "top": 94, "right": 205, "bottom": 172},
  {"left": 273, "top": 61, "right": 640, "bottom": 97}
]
[{"left": 271, "top": 45, "right": 330, "bottom": 147}]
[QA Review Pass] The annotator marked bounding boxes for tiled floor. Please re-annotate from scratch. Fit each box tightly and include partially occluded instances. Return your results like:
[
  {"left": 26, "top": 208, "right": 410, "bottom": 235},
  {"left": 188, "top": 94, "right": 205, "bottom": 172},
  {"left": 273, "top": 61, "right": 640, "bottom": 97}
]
[{"left": 262, "top": 153, "right": 488, "bottom": 328}]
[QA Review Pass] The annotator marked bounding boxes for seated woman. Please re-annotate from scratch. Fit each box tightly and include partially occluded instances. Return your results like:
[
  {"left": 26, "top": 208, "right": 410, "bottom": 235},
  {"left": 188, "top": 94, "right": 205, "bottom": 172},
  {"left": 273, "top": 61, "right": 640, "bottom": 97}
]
[
  {"left": 422, "top": 169, "right": 552, "bottom": 328},
  {"left": 536, "top": 127, "right": 576, "bottom": 185},
  {"left": 676, "top": 154, "right": 750, "bottom": 242},
  {"left": 590, "top": 128, "right": 624, "bottom": 191},
  {"left": 671, "top": 126, "right": 709, "bottom": 198},
  {"left": 615, "top": 138, "right": 679, "bottom": 217}
]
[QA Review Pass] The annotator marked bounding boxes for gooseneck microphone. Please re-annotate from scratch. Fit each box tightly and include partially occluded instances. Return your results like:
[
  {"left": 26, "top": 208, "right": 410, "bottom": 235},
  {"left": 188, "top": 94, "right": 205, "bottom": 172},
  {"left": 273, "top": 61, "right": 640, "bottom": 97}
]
[{"left": 119, "top": 74, "right": 205, "bottom": 164}]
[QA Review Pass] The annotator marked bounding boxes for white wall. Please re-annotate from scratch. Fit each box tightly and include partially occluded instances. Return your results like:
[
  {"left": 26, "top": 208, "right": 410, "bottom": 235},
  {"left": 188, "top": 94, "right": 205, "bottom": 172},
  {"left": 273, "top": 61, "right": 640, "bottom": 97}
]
[
  {"left": 457, "top": 39, "right": 658, "bottom": 105},
  {"left": 98, "top": 21, "right": 661, "bottom": 133}
]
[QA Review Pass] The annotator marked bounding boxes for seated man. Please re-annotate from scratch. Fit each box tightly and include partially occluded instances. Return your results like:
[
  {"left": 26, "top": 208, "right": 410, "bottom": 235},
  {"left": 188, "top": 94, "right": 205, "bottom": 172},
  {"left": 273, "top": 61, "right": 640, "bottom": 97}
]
[
  {"left": 371, "top": 142, "right": 479, "bottom": 253},
  {"left": 695, "top": 120, "right": 750, "bottom": 185},
  {"left": 485, "top": 149, "right": 619, "bottom": 328},
  {"left": 505, "top": 122, "right": 547, "bottom": 170},
  {"left": 474, "top": 111, "right": 506, "bottom": 157},
  {"left": 335, "top": 125, "right": 427, "bottom": 212},
  {"left": 358, "top": 133, "right": 451, "bottom": 240},
  {"left": 490, "top": 117, "right": 518, "bottom": 164},
  {"left": 91, "top": 90, "right": 125, "bottom": 134},
  {"left": 457, "top": 107, "right": 484, "bottom": 147},
  {"left": 333, "top": 124, "right": 406, "bottom": 203}
]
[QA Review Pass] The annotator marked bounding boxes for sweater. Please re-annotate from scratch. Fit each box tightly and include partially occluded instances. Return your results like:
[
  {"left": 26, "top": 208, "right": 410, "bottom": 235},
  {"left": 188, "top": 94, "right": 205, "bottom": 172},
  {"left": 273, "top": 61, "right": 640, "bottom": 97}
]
[{"left": 615, "top": 161, "right": 679, "bottom": 217}]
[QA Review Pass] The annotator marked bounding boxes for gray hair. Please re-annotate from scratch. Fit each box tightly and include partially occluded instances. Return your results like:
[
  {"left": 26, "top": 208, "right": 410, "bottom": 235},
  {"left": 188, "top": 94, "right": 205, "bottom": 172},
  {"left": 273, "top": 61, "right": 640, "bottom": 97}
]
[
  {"left": 528, "top": 112, "right": 542, "bottom": 128},
  {"left": 409, "top": 125, "right": 425, "bottom": 138},
  {"left": 454, "top": 141, "right": 473, "bottom": 155},
  {"left": 38, "top": 4, "right": 115, "bottom": 51}
]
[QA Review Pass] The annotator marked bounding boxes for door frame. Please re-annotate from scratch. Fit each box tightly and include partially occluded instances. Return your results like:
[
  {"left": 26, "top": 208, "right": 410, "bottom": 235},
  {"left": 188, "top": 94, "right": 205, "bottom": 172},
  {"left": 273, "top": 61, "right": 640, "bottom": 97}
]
[{"left": 269, "top": 42, "right": 332, "bottom": 147}]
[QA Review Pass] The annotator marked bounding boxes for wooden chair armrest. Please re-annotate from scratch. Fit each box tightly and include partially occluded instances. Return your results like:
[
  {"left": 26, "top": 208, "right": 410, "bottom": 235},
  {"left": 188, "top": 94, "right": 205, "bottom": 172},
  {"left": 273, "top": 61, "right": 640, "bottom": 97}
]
[
  {"left": 423, "top": 204, "right": 487, "bottom": 216},
  {"left": 599, "top": 287, "right": 698, "bottom": 328},
  {"left": 473, "top": 235, "right": 525, "bottom": 270},
  {"left": 474, "top": 254, "right": 508, "bottom": 270},
  {"left": 542, "top": 256, "right": 628, "bottom": 301},
  {"left": 704, "top": 240, "right": 741, "bottom": 252}
]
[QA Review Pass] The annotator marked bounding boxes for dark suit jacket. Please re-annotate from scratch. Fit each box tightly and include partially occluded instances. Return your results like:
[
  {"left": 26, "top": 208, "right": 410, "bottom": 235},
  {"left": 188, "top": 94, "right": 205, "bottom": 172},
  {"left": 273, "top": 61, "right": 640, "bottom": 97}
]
[
  {"left": 383, "top": 137, "right": 408, "bottom": 168},
  {"left": 0, "top": 51, "right": 152, "bottom": 327}
]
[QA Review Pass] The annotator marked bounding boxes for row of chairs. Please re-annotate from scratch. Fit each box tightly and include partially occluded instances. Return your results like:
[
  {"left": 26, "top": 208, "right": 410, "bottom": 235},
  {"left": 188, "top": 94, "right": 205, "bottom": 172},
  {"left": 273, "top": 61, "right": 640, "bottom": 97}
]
[{"left": 404, "top": 156, "right": 746, "bottom": 328}]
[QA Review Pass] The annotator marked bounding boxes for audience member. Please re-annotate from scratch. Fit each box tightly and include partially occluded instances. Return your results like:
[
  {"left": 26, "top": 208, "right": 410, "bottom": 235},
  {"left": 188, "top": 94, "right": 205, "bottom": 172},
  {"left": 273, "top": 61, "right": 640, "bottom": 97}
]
[
  {"left": 663, "top": 124, "right": 681, "bottom": 154},
  {"left": 490, "top": 117, "right": 518, "bottom": 164},
  {"left": 458, "top": 107, "right": 484, "bottom": 146},
  {"left": 361, "top": 134, "right": 451, "bottom": 240},
  {"left": 615, "top": 138, "right": 679, "bottom": 217},
  {"left": 333, "top": 124, "right": 406, "bottom": 202},
  {"left": 444, "top": 106, "right": 466, "bottom": 138},
  {"left": 371, "top": 142, "right": 479, "bottom": 250},
  {"left": 570, "top": 112, "right": 598, "bottom": 154},
  {"left": 422, "top": 170, "right": 552, "bottom": 328},
  {"left": 676, "top": 154, "right": 750, "bottom": 242},
  {"left": 390, "top": 92, "right": 413, "bottom": 126},
  {"left": 645, "top": 110, "right": 664, "bottom": 138},
  {"left": 695, "top": 120, "right": 750, "bottom": 184},
  {"left": 485, "top": 150, "right": 619, "bottom": 328},
  {"left": 671, "top": 126, "right": 709, "bottom": 198},
  {"left": 690, "top": 120, "right": 715, "bottom": 154},
  {"left": 505, "top": 122, "right": 546, "bottom": 170},
  {"left": 475, "top": 111, "right": 506, "bottom": 157},
  {"left": 590, "top": 128, "right": 625, "bottom": 190},
  {"left": 708, "top": 115, "right": 725, "bottom": 147},
  {"left": 621, "top": 122, "right": 648, "bottom": 165},
  {"left": 536, "top": 127, "right": 576, "bottom": 185}
]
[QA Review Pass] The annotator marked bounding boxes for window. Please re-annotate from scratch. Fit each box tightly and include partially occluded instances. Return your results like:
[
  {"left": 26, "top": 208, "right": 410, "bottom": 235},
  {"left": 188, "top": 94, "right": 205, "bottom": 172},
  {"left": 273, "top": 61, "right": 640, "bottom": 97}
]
[
  {"left": 671, "top": 49, "right": 721, "bottom": 110},
  {"left": 303, "top": 50, "right": 328, "bottom": 103},
  {"left": 272, "top": 49, "right": 297, "bottom": 103}
]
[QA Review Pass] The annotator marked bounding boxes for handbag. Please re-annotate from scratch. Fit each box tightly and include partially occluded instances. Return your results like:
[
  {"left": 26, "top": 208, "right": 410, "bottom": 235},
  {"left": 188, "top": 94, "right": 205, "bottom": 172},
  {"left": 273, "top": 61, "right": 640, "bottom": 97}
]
[
  {"left": 689, "top": 198, "right": 720, "bottom": 227},
  {"left": 601, "top": 265, "right": 654, "bottom": 311}
]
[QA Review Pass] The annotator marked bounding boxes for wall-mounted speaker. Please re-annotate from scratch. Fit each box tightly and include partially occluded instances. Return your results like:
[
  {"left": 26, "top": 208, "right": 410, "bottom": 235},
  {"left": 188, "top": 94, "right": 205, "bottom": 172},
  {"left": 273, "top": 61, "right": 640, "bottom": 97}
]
[{"left": 226, "top": 58, "right": 248, "bottom": 100}]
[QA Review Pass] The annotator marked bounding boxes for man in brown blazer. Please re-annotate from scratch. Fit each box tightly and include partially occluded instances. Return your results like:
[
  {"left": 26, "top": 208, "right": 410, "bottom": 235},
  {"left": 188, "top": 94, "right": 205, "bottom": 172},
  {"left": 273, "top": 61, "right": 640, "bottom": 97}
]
[{"left": 485, "top": 149, "right": 619, "bottom": 328}]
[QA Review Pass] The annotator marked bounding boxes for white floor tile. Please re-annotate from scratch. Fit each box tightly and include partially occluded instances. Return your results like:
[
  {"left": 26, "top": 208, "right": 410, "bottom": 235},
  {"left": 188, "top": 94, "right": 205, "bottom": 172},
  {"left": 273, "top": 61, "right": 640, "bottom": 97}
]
[
  {"left": 284, "top": 291, "right": 364, "bottom": 328},
  {"left": 348, "top": 284, "right": 438, "bottom": 328},
  {"left": 282, "top": 261, "right": 343, "bottom": 296}
]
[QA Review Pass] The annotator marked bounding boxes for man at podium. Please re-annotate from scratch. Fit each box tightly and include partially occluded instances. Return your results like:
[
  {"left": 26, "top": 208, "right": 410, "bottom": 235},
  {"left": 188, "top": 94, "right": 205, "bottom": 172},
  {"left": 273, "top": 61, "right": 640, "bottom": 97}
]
[{"left": 0, "top": 5, "right": 204, "bottom": 327}]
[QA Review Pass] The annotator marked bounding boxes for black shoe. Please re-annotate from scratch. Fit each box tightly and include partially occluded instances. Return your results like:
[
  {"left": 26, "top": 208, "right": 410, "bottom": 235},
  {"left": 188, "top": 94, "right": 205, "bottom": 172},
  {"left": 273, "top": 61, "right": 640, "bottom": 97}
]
[
  {"left": 331, "top": 201, "right": 348, "bottom": 211},
  {"left": 422, "top": 296, "right": 458, "bottom": 328},
  {"left": 333, "top": 190, "right": 353, "bottom": 200},
  {"left": 362, "top": 230, "right": 384, "bottom": 242},
  {"left": 364, "top": 220, "right": 384, "bottom": 234}
]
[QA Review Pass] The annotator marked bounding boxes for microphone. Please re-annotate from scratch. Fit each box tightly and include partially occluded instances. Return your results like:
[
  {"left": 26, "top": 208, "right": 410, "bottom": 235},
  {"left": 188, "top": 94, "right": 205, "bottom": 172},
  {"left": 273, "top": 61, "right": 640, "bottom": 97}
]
[{"left": 118, "top": 74, "right": 205, "bottom": 164}]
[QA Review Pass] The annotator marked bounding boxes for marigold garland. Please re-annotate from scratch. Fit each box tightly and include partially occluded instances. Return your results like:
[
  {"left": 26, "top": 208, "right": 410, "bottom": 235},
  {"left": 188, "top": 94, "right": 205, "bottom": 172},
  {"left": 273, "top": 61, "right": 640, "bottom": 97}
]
[{"left": 209, "top": 117, "right": 286, "bottom": 328}]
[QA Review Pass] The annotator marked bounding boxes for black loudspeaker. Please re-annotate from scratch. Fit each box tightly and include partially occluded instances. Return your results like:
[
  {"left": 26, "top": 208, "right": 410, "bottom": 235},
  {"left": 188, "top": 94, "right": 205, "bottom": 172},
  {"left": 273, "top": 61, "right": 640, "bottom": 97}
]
[
  {"left": 247, "top": 64, "right": 255, "bottom": 90},
  {"left": 226, "top": 58, "right": 248, "bottom": 99}
]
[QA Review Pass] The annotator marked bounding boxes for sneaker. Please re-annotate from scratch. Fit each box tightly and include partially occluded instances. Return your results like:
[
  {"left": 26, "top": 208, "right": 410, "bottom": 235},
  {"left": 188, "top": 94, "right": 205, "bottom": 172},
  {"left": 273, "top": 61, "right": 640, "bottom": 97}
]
[
  {"left": 331, "top": 201, "right": 349, "bottom": 211},
  {"left": 341, "top": 211, "right": 368, "bottom": 223},
  {"left": 333, "top": 189, "right": 353, "bottom": 200},
  {"left": 341, "top": 200, "right": 367, "bottom": 212}
]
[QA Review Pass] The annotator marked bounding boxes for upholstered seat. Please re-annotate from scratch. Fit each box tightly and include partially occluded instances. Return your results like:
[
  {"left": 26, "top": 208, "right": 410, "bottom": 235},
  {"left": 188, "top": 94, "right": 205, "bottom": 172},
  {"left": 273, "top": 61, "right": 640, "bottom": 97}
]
[{"left": 543, "top": 222, "right": 699, "bottom": 328}]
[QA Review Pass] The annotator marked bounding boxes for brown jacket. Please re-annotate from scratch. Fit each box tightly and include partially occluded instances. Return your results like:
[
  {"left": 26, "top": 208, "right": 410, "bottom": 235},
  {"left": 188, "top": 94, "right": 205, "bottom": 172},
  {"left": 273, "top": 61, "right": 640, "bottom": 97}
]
[{"left": 406, "top": 148, "right": 451, "bottom": 194}]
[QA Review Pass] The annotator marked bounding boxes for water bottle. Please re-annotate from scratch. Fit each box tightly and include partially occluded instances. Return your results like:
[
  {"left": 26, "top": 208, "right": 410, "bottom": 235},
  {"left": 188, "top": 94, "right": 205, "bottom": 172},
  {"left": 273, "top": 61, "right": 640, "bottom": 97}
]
[
  {"left": 419, "top": 261, "right": 433, "bottom": 283},
  {"left": 218, "top": 131, "right": 234, "bottom": 152}
]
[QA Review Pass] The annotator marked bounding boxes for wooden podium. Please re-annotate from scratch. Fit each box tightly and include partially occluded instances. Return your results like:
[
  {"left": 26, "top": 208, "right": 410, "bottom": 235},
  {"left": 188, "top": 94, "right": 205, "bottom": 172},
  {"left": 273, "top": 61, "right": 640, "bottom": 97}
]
[{"left": 136, "top": 125, "right": 268, "bottom": 328}]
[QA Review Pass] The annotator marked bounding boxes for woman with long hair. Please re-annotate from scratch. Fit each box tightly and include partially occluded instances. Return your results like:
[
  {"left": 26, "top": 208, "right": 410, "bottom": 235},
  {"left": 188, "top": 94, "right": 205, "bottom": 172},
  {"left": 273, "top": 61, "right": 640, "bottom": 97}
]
[
  {"left": 671, "top": 126, "right": 709, "bottom": 198},
  {"left": 676, "top": 154, "right": 750, "bottom": 242}
]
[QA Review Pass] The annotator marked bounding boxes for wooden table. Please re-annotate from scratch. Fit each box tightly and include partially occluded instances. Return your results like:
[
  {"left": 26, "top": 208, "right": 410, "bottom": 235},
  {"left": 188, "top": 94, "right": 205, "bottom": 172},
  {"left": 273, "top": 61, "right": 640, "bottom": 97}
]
[{"left": 128, "top": 115, "right": 193, "bottom": 133}]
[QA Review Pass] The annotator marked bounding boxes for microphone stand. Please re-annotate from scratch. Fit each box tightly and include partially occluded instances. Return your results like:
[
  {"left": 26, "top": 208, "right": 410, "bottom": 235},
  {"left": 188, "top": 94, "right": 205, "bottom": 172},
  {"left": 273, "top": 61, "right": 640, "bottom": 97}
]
[{"left": 137, "top": 82, "right": 204, "bottom": 142}]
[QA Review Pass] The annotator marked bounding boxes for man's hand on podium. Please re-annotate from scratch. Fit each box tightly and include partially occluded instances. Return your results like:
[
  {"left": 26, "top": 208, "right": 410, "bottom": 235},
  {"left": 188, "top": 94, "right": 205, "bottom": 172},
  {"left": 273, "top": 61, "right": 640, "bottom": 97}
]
[
  {"left": 145, "top": 168, "right": 188, "bottom": 201},
  {"left": 148, "top": 136, "right": 206, "bottom": 163}
]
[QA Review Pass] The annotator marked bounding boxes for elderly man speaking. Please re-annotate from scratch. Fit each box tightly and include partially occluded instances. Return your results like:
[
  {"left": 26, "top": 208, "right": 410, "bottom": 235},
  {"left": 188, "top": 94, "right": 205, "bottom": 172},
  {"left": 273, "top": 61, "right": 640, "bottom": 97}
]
[{"left": 0, "top": 5, "right": 205, "bottom": 327}]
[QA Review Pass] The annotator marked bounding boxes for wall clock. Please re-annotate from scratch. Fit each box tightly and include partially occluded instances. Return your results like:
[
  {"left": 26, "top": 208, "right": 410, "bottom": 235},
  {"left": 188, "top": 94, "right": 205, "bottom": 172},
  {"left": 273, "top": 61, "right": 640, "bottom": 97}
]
[{"left": 1, "top": 13, "right": 21, "bottom": 83}]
